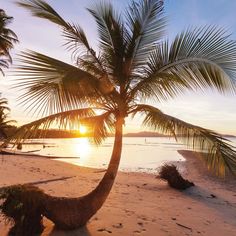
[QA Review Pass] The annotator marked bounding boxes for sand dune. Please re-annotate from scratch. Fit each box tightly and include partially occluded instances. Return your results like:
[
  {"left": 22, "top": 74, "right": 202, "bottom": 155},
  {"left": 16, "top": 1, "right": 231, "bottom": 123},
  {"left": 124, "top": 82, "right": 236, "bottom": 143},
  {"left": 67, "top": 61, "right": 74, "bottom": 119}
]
[{"left": 0, "top": 151, "right": 235, "bottom": 236}]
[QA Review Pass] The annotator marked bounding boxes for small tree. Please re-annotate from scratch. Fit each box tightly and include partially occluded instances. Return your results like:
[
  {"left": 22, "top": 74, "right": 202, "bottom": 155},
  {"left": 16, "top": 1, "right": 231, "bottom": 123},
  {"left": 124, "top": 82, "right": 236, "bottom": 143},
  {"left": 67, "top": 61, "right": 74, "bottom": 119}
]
[
  {"left": 0, "top": 96, "right": 16, "bottom": 139},
  {"left": 0, "top": 9, "right": 18, "bottom": 75}
]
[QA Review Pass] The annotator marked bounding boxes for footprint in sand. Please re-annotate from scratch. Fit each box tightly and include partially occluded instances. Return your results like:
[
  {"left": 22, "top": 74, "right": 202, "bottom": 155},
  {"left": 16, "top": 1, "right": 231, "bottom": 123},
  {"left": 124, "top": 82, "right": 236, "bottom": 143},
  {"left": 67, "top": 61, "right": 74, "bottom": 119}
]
[
  {"left": 138, "top": 215, "right": 148, "bottom": 221},
  {"left": 134, "top": 228, "right": 146, "bottom": 234},
  {"left": 112, "top": 223, "right": 123, "bottom": 229},
  {"left": 137, "top": 222, "right": 144, "bottom": 227},
  {"left": 125, "top": 209, "right": 135, "bottom": 216},
  {"left": 97, "top": 228, "right": 112, "bottom": 234}
]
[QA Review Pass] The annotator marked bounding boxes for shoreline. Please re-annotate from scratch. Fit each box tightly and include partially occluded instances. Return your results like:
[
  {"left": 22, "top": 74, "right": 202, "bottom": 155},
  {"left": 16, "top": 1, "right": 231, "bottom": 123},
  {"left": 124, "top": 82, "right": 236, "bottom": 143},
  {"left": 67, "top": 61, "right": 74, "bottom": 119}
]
[
  {"left": 0, "top": 147, "right": 186, "bottom": 173},
  {"left": 0, "top": 150, "right": 236, "bottom": 235}
]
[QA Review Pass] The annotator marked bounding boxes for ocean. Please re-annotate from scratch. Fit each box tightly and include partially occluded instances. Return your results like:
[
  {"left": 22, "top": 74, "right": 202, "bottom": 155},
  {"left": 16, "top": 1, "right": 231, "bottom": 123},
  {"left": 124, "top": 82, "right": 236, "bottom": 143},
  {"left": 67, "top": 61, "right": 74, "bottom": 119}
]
[{"left": 13, "top": 137, "right": 236, "bottom": 173}]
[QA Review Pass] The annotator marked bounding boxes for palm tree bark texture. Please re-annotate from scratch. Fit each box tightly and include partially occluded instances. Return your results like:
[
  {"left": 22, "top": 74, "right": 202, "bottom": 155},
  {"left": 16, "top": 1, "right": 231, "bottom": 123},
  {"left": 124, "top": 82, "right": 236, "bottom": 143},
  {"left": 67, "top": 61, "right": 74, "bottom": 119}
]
[{"left": 42, "top": 118, "right": 123, "bottom": 229}]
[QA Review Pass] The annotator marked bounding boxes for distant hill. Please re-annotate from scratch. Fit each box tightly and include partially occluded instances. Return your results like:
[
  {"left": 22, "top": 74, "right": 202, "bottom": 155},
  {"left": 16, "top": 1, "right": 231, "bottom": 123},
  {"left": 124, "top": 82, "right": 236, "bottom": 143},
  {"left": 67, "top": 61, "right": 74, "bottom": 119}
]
[
  {"left": 123, "top": 131, "right": 168, "bottom": 137},
  {"left": 123, "top": 132, "right": 236, "bottom": 138},
  {"left": 18, "top": 129, "right": 85, "bottom": 139},
  {"left": 13, "top": 128, "right": 236, "bottom": 139},
  {"left": 19, "top": 130, "right": 168, "bottom": 138}
]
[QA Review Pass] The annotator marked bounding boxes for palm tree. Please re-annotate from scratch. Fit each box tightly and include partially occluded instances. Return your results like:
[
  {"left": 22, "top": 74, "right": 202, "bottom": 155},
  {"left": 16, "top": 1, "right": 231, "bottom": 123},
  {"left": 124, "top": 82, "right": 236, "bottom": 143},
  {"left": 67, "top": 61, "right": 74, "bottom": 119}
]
[
  {"left": 0, "top": 96, "right": 16, "bottom": 138},
  {"left": 12, "top": 0, "right": 236, "bottom": 229},
  {"left": 0, "top": 9, "right": 18, "bottom": 74}
]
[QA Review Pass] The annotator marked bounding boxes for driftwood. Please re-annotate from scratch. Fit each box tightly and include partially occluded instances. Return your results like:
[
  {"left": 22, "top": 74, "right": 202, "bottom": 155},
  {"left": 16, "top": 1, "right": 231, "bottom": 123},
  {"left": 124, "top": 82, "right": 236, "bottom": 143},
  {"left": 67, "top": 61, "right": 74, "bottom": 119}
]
[{"left": 176, "top": 222, "right": 192, "bottom": 231}]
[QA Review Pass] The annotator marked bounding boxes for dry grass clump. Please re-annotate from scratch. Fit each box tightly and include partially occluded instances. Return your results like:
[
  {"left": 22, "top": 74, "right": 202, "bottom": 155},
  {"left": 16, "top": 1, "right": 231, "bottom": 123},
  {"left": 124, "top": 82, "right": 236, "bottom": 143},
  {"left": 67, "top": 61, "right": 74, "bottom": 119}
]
[
  {"left": 159, "top": 164, "right": 194, "bottom": 190},
  {"left": 0, "top": 184, "right": 46, "bottom": 235}
]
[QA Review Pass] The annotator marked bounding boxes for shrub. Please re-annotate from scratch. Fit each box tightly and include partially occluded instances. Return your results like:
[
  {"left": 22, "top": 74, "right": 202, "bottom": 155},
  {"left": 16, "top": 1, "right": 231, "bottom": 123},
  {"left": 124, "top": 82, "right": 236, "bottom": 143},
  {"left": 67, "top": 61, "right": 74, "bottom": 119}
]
[
  {"left": 0, "top": 184, "right": 45, "bottom": 235},
  {"left": 159, "top": 164, "right": 194, "bottom": 190}
]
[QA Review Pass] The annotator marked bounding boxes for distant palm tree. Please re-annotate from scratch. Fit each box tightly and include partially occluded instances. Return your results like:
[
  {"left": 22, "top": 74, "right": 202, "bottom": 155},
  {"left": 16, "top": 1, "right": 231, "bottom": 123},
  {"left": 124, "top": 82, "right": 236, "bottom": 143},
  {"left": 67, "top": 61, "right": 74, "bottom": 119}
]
[
  {"left": 13, "top": 0, "right": 236, "bottom": 229},
  {"left": 0, "top": 9, "right": 18, "bottom": 75},
  {"left": 0, "top": 96, "right": 15, "bottom": 138}
]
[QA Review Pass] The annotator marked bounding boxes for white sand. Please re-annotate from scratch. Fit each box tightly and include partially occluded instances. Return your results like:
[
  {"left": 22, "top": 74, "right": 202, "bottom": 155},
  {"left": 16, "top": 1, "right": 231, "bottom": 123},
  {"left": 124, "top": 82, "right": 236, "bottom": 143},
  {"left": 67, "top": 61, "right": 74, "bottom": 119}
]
[{"left": 0, "top": 150, "right": 235, "bottom": 236}]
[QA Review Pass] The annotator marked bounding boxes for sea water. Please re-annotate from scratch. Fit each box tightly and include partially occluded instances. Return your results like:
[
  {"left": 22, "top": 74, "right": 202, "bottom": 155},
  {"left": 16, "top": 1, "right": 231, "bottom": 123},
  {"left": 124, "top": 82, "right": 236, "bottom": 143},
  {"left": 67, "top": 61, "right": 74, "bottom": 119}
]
[{"left": 14, "top": 137, "right": 236, "bottom": 173}]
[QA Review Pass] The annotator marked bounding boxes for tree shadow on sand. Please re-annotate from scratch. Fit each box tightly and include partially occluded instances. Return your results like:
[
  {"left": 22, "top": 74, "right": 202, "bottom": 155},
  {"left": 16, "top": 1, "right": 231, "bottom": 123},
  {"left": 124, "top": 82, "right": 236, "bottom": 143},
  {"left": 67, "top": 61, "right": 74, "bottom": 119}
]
[
  {"left": 176, "top": 150, "right": 236, "bottom": 226},
  {"left": 48, "top": 227, "right": 92, "bottom": 236},
  {"left": 43, "top": 220, "right": 92, "bottom": 236},
  {"left": 182, "top": 184, "right": 236, "bottom": 226}
]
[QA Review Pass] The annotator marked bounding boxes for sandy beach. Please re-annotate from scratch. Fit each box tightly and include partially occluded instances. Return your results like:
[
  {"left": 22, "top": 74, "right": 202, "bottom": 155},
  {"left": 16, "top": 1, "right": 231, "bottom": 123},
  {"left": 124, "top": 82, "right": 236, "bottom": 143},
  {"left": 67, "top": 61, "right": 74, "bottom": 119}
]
[{"left": 0, "top": 150, "right": 236, "bottom": 236}]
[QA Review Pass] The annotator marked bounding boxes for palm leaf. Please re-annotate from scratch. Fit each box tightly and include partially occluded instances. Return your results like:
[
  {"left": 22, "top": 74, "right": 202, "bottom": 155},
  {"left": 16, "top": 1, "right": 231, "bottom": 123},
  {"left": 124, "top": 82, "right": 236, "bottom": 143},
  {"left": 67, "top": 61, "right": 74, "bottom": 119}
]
[
  {"left": 125, "top": 0, "right": 166, "bottom": 70},
  {"left": 16, "top": 0, "right": 68, "bottom": 27},
  {"left": 0, "top": 97, "right": 10, "bottom": 112},
  {"left": 0, "top": 10, "right": 18, "bottom": 73},
  {"left": 88, "top": 2, "right": 127, "bottom": 85},
  {"left": 6, "top": 109, "right": 115, "bottom": 146},
  {"left": 131, "top": 104, "right": 236, "bottom": 176},
  {"left": 130, "top": 26, "right": 236, "bottom": 102},
  {"left": 0, "top": 57, "right": 11, "bottom": 75},
  {"left": 81, "top": 111, "right": 115, "bottom": 145},
  {"left": 6, "top": 108, "right": 95, "bottom": 142},
  {"left": 0, "top": 95, "right": 16, "bottom": 138},
  {"left": 13, "top": 50, "right": 109, "bottom": 116},
  {"left": 16, "top": 0, "right": 105, "bottom": 71}
]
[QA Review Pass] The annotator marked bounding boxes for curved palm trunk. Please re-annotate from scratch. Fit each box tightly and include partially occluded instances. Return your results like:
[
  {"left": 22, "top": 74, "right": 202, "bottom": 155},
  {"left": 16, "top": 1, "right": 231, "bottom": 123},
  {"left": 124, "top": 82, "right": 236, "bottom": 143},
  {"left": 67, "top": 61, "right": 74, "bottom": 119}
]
[{"left": 43, "top": 118, "right": 123, "bottom": 229}]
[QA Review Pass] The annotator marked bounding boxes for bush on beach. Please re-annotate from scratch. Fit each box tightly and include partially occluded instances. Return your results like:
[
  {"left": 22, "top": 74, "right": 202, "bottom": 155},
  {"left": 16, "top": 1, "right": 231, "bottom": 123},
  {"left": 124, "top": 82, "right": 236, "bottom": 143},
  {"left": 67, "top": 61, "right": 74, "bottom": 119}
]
[
  {"left": 0, "top": 184, "right": 45, "bottom": 235},
  {"left": 159, "top": 164, "right": 195, "bottom": 190}
]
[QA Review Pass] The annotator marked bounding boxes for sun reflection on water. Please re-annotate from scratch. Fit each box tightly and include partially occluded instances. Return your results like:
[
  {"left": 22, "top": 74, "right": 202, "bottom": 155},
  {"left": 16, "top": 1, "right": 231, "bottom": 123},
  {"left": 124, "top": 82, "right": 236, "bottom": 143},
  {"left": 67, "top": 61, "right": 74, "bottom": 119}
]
[{"left": 74, "top": 138, "right": 90, "bottom": 160}]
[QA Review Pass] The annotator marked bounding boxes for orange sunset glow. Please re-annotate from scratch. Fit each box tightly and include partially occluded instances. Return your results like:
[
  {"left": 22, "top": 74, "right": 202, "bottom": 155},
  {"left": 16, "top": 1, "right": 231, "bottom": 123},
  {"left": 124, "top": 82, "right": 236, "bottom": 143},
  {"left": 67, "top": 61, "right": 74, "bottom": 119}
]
[
  {"left": 0, "top": 1, "right": 236, "bottom": 236},
  {"left": 79, "top": 125, "right": 87, "bottom": 135}
]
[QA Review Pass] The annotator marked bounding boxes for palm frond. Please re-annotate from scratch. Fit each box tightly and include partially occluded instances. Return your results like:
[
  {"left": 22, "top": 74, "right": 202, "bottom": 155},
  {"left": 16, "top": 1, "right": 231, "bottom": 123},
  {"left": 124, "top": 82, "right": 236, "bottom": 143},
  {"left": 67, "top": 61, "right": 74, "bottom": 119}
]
[
  {"left": 82, "top": 111, "right": 115, "bottom": 145},
  {"left": 16, "top": 0, "right": 67, "bottom": 27},
  {"left": 16, "top": 0, "right": 105, "bottom": 71},
  {"left": 0, "top": 97, "right": 10, "bottom": 111},
  {"left": 88, "top": 2, "right": 121, "bottom": 50},
  {"left": 13, "top": 50, "right": 109, "bottom": 116},
  {"left": 0, "top": 96, "right": 16, "bottom": 138},
  {"left": 0, "top": 10, "right": 18, "bottom": 47},
  {"left": 131, "top": 104, "right": 236, "bottom": 176},
  {"left": 130, "top": 26, "right": 236, "bottom": 102},
  {"left": 77, "top": 57, "right": 105, "bottom": 78},
  {"left": 6, "top": 108, "right": 95, "bottom": 142},
  {"left": 0, "top": 57, "right": 11, "bottom": 75},
  {"left": 6, "top": 109, "right": 115, "bottom": 146},
  {"left": 0, "top": 9, "right": 18, "bottom": 73},
  {"left": 125, "top": 0, "right": 166, "bottom": 70},
  {"left": 0, "top": 120, "right": 16, "bottom": 133},
  {"left": 88, "top": 2, "right": 127, "bottom": 85}
]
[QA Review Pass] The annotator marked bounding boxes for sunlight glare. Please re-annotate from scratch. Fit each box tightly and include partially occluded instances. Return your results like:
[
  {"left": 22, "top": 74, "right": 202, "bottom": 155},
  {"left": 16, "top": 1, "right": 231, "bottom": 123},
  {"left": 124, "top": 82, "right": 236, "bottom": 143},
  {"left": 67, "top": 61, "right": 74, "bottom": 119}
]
[
  {"left": 75, "top": 138, "right": 90, "bottom": 160},
  {"left": 79, "top": 125, "right": 87, "bottom": 134}
]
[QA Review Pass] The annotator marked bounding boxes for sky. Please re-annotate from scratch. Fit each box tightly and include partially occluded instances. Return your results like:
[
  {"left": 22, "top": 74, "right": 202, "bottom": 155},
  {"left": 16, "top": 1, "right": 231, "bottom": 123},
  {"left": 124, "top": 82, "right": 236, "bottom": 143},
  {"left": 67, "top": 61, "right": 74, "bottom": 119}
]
[{"left": 0, "top": 0, "right": 236, "bottom": 135}]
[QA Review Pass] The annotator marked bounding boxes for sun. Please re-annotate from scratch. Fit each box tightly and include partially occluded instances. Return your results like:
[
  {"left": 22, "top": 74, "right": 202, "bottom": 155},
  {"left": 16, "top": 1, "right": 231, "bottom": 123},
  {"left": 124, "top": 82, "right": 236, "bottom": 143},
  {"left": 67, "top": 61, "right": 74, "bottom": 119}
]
[{"left": 79, "top": 125, "right": 87, "bottom": 135}]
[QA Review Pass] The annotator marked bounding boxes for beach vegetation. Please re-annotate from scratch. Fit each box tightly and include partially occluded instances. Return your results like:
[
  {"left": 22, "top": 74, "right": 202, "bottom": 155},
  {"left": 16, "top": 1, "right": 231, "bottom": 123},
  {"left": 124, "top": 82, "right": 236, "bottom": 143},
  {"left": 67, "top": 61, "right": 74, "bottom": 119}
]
[
  {"left": 0, "top": 96, "right": 16, "bottom": 139},
  {"left": 0, "top": 9, "right": 18, "bottom": 75},
  {"left": 159, "top": 164, "right": 194, "bottom": 190},
  {"left": 0, "top": 184, "right": 45, "bottom": 235}
]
